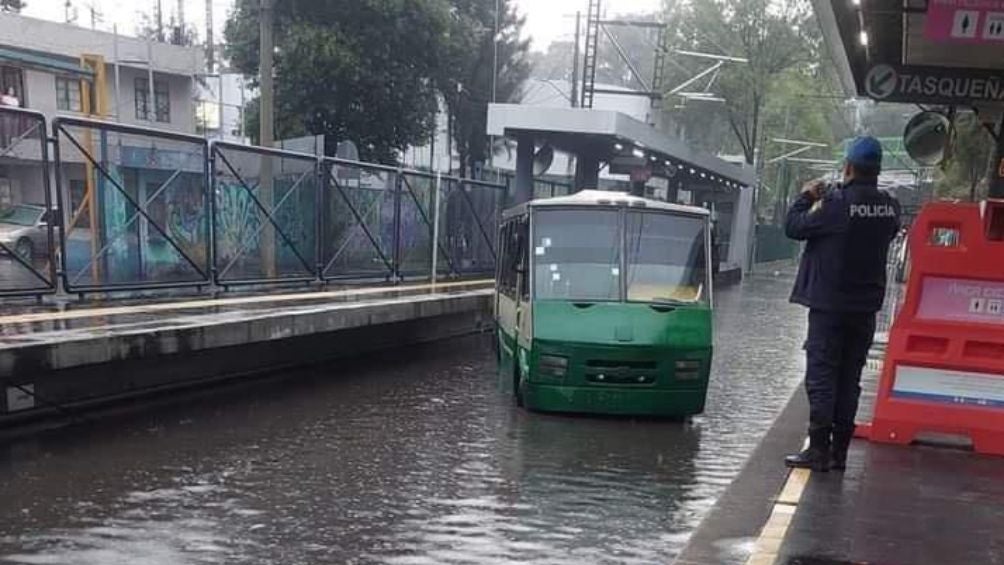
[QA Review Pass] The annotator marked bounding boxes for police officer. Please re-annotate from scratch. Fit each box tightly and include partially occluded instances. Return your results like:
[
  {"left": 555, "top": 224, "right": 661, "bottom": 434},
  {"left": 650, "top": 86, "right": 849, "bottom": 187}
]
[{"left": 784, "top": 136, "right": 900, "bottom": 472}]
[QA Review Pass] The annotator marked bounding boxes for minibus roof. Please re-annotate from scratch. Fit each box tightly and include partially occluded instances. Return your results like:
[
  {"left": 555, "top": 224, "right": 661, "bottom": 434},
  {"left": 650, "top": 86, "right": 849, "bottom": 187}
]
[{"left": 503, "top": 190, "right": 711, "bottom": 220}]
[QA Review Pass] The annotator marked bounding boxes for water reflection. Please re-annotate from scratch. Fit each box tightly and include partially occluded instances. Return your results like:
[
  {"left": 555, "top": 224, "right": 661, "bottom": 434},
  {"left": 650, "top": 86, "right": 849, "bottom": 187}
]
[{"left": 0, "top": 273, "right": 805, "bottom": 564}]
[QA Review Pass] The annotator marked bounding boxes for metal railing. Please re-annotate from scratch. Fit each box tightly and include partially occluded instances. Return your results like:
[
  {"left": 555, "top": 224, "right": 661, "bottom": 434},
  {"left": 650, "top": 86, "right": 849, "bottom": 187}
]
[
  {"left": 0, "top": 113, "right": 506, "bottom": 300},
  {"left": 321, "top": 158, "right": 398, "bottom": 281},
  {"left": 52, "top": 117, "right": 212, "bottom": 293},
  {"left": 323, "top": 160, "right": 505, "bottom": 282},
  {"left": 0, "top": 107, "right": 57, "bottom": 297},
  {"left": 212, "top": 142, "right": 319, "bottom": 287}
]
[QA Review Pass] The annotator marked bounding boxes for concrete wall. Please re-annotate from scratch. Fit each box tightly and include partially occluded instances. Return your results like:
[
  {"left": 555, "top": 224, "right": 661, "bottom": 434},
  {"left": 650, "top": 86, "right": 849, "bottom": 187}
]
[
  {"left": 20, "top": 65, "right": 195, "bottom": 135},
  {"left": 2, "top": 164, "right": 45, "bottom": 204},
  {"left": 729, "top": 186, "right": 755, "bottom": 272},
  {"left": 0, "top": 290, "right": 493, "bottom": 427},
  {"left": 110, "top": 66, "right": 196, "bottom": 133}
]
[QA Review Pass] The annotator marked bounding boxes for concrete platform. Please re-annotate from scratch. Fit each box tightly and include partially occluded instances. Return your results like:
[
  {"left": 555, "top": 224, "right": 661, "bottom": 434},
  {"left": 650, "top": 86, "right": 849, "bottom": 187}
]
[
  {"left": 0, "top": 280, "right": 494, "bottom": 427},
  {"left": 677, "top": 336, "right": 1004, "bottom": 565}
]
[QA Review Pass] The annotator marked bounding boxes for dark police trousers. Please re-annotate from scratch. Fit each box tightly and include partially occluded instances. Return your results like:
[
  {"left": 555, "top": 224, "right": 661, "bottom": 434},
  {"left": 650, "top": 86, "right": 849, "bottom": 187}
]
[{"left": 804, "top": 309, "right": 876, "bottom": 446}]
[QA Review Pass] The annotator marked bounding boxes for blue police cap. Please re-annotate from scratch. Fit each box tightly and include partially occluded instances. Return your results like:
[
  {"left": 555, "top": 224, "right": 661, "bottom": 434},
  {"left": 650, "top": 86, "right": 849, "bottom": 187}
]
[{"left": 845, "top": 136, "right": 883, "bottom": 169}]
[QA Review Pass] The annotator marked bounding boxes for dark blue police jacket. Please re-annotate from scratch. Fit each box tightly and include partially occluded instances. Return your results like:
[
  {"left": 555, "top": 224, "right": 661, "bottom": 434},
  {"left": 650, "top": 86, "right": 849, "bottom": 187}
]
[{"left": 786, "top": 180, "right": 901, "bottom": 313}]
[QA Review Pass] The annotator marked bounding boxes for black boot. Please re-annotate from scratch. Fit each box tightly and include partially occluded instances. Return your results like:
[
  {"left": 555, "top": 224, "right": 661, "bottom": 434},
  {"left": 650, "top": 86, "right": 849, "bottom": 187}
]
[
  {"left": 785, "top": 428, "right": 831, "bottom": 472},
  {"left": 830, "top": 427, "right": 854, "bottom": 471}
]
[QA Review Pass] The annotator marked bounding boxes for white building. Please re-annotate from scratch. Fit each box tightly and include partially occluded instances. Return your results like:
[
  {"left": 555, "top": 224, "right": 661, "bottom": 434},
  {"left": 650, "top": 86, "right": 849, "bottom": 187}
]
[
  {"left": 0, "top": 11, "right": 203, "bottom": 133},
  {"left": 0, "top": 11, "right": 204, "bottom": 222},
  {"left": 196, "top": 72, "right": 251, "bottom": 144}
]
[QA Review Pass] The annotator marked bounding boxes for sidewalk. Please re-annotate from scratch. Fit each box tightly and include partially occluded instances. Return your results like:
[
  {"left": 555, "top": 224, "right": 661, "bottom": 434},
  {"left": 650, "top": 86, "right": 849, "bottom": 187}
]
[{"left": 677, "top": 333, "right": 1004, "bottom": 565}]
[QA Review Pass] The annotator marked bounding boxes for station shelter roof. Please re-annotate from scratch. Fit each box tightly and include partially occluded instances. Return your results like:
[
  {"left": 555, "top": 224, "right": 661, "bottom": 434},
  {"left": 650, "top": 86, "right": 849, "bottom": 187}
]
[{"left": 487, "top": 103, "right": 758, "bottom": 190}]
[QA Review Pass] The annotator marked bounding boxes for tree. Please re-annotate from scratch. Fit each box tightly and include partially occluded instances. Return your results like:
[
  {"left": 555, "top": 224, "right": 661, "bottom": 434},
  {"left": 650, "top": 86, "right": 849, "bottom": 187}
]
[
  {"left": 527, "top": 13, "right": 660, "bottom": 92},
  {"left": 529, "top": 41, "right": 575, "bottom": 83},
  {"left": 440, "top": 0, "right": 530, "bottom": 177},
  {"left": 137, "top": 12, "right": 198, "bottom": 46},
  {"left": 0, "top": 0, "right": 24, "bottom": 13},
  {"left": 937, "top": 113, "right": 995, "bottom": 201},
  {"left": 661, "top": 0, "right": 818, "bottom": 165},
  {"left": 225, "top": 0, "right": 451, "bottom": 163},
  {"left": 758, "top": 67, "right": 846, "bottom": 220},
  {"left": 593, "top": 15, "right": 660, "bottom": 90}
]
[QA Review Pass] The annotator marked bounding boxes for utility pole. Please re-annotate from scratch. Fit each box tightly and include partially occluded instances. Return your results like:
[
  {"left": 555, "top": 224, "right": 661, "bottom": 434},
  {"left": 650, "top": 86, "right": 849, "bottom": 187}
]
[
  {"left": 492, "top": 0, "right": 499, "bottom": 105},
  {"left": 86, "top": 2, "right": 101, "bottom": 29},
  {"left": 205, "top": 0, "right": 214, "bottom": 73},
  {"left": 489, "top": 0, "right": 500, "bottom": 180},
  {"left": 260, "top": 0, "right": 275, "bottom": 149},
  {"left": 259, "top": 0, "right": 276, "bottom": 276},
  {"left": 571, "top": 11, "right": 581, "bottom": 108},
  {"left": 155, "top": 0, "right": 164, "bottom": 42}
]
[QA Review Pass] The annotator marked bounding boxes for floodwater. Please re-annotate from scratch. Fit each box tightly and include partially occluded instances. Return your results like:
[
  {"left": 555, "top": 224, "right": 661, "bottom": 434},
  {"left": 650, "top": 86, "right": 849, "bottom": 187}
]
[{"left": 0, "top": 272, "right": 807, "bottom": 565}]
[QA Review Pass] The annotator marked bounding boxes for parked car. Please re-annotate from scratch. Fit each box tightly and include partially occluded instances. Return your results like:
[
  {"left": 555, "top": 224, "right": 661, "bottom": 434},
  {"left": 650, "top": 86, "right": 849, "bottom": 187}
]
[{"left": 0, "top": 203, "right": 57, "bottom": 260}]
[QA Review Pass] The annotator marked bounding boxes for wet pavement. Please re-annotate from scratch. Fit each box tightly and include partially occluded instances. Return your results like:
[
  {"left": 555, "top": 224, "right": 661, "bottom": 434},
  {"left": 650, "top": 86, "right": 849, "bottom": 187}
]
[{"left": 0, "top": 273, "right": 808, "bottom": 565}]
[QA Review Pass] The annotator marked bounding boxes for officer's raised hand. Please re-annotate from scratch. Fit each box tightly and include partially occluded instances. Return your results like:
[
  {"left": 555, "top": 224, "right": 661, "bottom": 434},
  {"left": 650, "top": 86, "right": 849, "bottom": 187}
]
[{"left": 801, "top": 179, "right": 826, "bottom": 201}]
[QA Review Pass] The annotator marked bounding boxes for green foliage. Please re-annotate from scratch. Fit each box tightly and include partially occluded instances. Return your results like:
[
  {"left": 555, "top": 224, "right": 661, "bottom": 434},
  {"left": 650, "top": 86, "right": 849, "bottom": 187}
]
[
  {"left": 136, "top": 11, "right": 198, "bottom": 46},
  {"left": 661, "top": 0, "right": 819, "bottom": 165},
  {"left": 226, "top": 0, "right": 452, "bottom": 164},
  {"left": 936, "top": 113, "right": 994, "bottom": 201},
  {"left": 527, "top": 13, "right": 660, "bottom": 96},
  {"left": 440, "top": 0, "right": 531, "bottom": 176},
  {"left": 529, "top": 41, "right": 576, "bottom": 83},
  {"left": 226, "top": 0, "right": 528, "bottom": 167}
]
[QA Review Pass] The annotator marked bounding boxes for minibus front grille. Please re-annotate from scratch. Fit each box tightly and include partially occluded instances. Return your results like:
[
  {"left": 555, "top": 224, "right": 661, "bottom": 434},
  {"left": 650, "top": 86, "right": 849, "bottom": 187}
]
[
  {"left": 584, "top": 359, "right": 658, "bottom": 386},
  {"left": 585, "top": 360, "right": 657, "bottom": 370}
]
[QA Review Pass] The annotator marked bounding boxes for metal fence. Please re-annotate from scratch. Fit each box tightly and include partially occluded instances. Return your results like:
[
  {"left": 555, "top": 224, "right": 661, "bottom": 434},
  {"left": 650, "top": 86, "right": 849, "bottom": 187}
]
[
  {"left": 322, "top": 160, "right": 505, "bottom": 281},
  {"left": 0, "top": 113, "right": 506, "bottom": 299},
  {"left": 53, "top": 117, "right": 212, "bottom": 293},
  {"left": 0, "top": 107, "right": 57, "bottom": 297},
  {"left": 212, "top": 142, "right": 319, "bottom": 286},
  {"left": 754, "top": 223, "right": 798, "bottom": 263},
  {"left": 876, "top": 233, "right": 908, "bottom": 335}
]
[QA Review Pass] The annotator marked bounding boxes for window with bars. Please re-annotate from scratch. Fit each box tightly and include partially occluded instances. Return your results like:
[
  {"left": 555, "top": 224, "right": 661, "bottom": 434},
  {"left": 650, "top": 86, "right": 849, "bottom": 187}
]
[
  {"left": 55, "top": 76, "right": 82, "bottom": 112},
  {"left": 134, "top": 77, "right": 170, "bottom": 122},
  {"left": 1, "top": 66, "right": 25, "bottom": 106}
]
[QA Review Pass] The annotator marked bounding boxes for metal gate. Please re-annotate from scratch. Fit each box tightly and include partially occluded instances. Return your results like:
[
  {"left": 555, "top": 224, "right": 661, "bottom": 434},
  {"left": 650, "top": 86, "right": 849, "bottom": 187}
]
[
  {"left": 0, "top": 107, "right": 57, "bottom": 297},
  {"left": 211, "top": 142, "right": 319, "bottom": 286},
  {"left": 52, "top": 117, "right": 212, "bottom": 293}
]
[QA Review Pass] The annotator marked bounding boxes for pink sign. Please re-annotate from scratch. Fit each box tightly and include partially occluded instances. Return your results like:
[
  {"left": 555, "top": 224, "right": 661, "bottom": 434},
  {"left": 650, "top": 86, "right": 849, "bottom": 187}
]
[
  {"left": 917, "top": 276, "right": 1004, "bottom": 325},
  {"left": 926, "top": 0, "right": 1004, "bottom": 43}
]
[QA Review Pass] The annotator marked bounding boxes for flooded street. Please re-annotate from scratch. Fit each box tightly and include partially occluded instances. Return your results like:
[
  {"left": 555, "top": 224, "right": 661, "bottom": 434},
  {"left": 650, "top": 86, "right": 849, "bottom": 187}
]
[{"left": 0, "top": 273, "right": 807, "bottom": 565}]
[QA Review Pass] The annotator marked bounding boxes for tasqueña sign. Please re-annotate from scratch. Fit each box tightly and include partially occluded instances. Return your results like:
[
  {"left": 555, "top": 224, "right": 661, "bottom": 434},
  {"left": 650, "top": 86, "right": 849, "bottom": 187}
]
[{"left": 865, "top": 64, "right": 1004, "bottom": 105}]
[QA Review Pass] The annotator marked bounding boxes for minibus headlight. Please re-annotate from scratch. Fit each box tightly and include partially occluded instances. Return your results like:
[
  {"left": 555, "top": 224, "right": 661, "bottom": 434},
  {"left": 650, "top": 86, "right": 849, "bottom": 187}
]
[
  {"left": 539, "top": 354, "right": 569, "bottom": 378},
  {"left": 674, "top": 359, "right": 702, "bottom": 380}
]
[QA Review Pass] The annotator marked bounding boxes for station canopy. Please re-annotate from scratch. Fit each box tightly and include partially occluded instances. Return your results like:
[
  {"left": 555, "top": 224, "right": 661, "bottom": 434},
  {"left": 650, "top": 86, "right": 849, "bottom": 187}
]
[
  {"left": 487, "top": 103, "right": 757, "bottom": 189},
  {"left": 815, "top": 0, "right": 1004, "bottom": 110}
]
